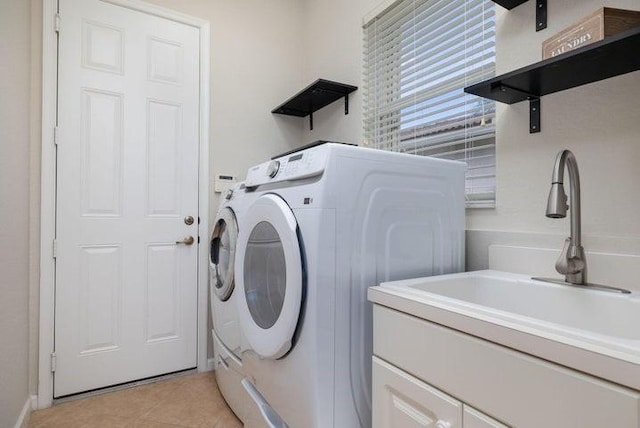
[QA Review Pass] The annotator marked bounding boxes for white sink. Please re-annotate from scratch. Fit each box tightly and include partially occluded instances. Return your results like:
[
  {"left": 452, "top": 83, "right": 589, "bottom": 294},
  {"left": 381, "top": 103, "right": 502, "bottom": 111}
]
[
  {"left": 369, "top": 270, "right": 640, "bottom": 389},
  {"left": 386, "top": 271, "right": 640, "bottom": 341}
]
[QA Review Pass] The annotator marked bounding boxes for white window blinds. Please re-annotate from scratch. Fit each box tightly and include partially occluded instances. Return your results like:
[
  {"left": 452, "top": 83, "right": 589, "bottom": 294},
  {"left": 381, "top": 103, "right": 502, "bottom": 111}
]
[{"left": 363, "top": 0, "right": 496, "bottom": 208}]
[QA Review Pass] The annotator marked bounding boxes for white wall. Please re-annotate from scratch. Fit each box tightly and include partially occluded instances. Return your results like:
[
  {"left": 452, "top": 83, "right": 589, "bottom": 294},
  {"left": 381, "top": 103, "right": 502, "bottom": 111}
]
[
  {"left": 0, "top": 0, "right": 33, "bottom": 425},
  {"left": 300, "top": 0, "right": 640, "bottom": 276},
  {"left": 465, "top": 0, "right": 640, "bottom": 274},
  {"left": 299, "top": 0, "right": 379, "bottom": 144},
  {"left": 468, "top": 0, "right": 640, "bottom": 240}
]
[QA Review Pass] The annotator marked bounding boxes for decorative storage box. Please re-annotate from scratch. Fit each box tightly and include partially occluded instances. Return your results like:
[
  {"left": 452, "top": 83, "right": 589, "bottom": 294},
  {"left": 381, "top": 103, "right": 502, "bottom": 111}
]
[{"left": 542, "top": 7, "right": 640, "bottom": 59}]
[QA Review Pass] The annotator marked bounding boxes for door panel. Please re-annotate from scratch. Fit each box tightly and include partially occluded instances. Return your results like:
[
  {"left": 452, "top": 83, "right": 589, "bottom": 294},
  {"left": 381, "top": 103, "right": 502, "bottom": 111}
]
[
  {"left": 82, "top": 20, "right": 124, "bottom": 74},
  {"left": 79, "top": 245, "right": 122, "bottom": 354},
  {"left": 145, "top": 244, "right": 180, "bottom": 343},
  {"left": 81, "top": 89, "right": 123, "bottom": 216},
  {"left": 55, "top": 0, "right": 200, "bottom": 396},
  {"left": 146, "top": 99, "right": 182, "bottom": 217}
]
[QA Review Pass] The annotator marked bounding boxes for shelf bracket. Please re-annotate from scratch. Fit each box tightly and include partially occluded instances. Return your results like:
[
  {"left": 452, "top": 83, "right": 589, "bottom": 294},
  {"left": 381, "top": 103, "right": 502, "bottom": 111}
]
[
  {"left": 306, "top": 89, "right": 350, "bottom": 130},
  {"left": 312, "top": 88, "right": 352, "bottom": 116},
  {"left": 309, "top": 91, "right": 315, "bottom": 131},
  {"left": 497, "top": 84, "right": 541, "bottom": 133},
  {"left": 529, "top": 98, "right": 541, "bottom": 133},
  {"left": 536, "top": 0, "right": 547, "bottom": 31}
]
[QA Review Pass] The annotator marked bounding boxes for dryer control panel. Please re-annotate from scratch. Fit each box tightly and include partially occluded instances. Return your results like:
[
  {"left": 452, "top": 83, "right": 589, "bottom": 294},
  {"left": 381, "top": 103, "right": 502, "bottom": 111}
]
[{"left": 245, "top": 145, "right": 328, "bottom": 187}]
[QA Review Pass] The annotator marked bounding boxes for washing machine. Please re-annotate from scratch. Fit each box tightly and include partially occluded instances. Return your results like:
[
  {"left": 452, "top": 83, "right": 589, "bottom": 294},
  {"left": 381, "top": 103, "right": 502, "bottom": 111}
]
[
  {"left": 209, "top": 183, "right": 254, "bottom": 423},
  {"left": 234, "top": 142, "right": 466, "bottom": 428}
]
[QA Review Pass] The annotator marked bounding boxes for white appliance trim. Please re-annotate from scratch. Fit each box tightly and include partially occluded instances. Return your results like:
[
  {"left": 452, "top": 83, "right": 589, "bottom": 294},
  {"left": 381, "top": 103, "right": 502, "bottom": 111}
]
[
  {"left": 211, "top": 207, "right": 239, "bottom": 301},
  {"left": 38, "top": 0, "right": 210, "bottom": 408},
  {"left": 236, "top": 194, "right": 304, "bottom": 359}
]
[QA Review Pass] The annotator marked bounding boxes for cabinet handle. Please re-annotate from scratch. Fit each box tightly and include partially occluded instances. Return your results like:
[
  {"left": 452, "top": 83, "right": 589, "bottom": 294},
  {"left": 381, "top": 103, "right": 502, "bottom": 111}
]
[{"left": 435, "top": 421, "right": 452, "bottom": 428}]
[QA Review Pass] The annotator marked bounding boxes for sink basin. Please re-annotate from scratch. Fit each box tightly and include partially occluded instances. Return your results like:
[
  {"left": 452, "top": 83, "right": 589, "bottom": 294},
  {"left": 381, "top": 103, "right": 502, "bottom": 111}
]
[
  {"left": 387, "top": 271, "right": 640, "bottom": 340},
  {"left": 373, "top": 270, "right": 640, "bottom": 364}
]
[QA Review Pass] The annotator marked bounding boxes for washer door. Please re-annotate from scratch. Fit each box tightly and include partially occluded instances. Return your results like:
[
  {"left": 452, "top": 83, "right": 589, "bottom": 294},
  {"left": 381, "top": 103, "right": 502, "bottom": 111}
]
[
  {"left": 236, "top": 194, "right": 303, "bottom": 359},
  {"left": 210, "top": 207, "right": 238, "bottom": 301}
]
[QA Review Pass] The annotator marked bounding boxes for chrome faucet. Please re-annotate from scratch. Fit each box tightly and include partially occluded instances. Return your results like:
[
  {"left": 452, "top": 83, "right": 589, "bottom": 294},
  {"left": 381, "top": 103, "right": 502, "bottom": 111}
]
[
  {"left": 545, "top": 149, "right": 586, "bottom": 285},
  {"left": 535, "top": 150, "right": 630, "bottom": 293}
]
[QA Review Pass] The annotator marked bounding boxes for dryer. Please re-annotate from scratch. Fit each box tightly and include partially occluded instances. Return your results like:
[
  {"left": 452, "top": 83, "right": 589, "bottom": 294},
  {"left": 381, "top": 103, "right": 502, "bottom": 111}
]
[{"left": 235, "top": 142, "right": 465, "bottom": 428}]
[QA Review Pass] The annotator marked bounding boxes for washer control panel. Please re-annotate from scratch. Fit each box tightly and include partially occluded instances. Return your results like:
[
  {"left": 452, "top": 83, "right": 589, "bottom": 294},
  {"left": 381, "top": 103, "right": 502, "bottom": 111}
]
[{"left": 245, "top": 146, "right": 328, "bottom": 187}]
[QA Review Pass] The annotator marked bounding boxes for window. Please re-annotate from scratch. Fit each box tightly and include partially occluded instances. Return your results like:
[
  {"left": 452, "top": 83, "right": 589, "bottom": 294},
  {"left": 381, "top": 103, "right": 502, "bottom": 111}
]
[{"left": 363, "top": 0, "right": 496, "bottom": 207}]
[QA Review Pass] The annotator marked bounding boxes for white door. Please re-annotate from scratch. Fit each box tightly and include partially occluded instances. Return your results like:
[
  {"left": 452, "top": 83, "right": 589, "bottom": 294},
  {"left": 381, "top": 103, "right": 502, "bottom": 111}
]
[
  {"left": 235, "top": 194, "right": 304, "bottom": 359},
  {"left": 55, "top": 0, "right": 200, "bottom": 397}
]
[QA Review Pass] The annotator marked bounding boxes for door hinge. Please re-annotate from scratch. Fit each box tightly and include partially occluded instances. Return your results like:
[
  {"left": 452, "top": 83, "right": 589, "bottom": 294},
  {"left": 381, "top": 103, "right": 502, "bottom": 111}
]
[
  {"left": 50, "top": 352, "right": 57, "bottom": 373},
  {"left": 54, "top": 12, "right": 60, "bottom": 33},
  {"left": 53, "top": 126, "right": 60, "bottom": 146},
  {"left": 52, "top": 239, "right": 58, "bottom": 259}
]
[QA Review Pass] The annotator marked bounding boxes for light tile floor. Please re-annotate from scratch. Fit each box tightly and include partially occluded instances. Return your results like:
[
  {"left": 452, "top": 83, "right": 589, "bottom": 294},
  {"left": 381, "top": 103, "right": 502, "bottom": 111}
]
[{"left": 29, "top": 372, "right": 242, "bottom": 428}]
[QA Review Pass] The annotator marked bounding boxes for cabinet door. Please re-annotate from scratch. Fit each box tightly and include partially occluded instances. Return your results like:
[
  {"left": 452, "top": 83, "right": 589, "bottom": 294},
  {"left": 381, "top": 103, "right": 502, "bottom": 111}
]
[
  {"left": 373, "top": 356, "right": 462, "bottom": 428},
  {"left": 463, "top": 406, "right": 509, "bottom": 428}
]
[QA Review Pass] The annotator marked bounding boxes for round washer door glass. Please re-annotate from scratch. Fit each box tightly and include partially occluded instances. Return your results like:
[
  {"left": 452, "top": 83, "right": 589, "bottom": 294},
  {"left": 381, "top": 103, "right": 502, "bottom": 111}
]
[
  {"left": 236, "top": 194, "right": 303, "bottom": 359},
  {"left": 209, "top": 207, "right": 238, "bottom": 301},
  {"left": 244, "top": 221, "right": 287, "bottom": 329}
]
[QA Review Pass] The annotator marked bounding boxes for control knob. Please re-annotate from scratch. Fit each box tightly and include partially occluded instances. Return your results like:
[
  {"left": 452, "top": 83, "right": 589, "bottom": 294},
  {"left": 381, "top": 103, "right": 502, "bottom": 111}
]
[{"left": 267, "top": 160, "right": 280, "bottom": 178}]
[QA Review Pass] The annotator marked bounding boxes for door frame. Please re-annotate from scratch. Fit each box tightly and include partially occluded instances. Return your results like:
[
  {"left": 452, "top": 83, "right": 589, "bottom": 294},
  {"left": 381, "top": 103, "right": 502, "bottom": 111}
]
[{"left": 38, "top": 0, "right": 210, "bottom": 408}]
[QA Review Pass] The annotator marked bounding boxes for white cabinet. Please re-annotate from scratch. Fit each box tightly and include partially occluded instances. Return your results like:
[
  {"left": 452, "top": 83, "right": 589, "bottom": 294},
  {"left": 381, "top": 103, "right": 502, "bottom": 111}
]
[
  {"left": 463, "top": 406, "right": 508, "bottom": 428},
  {"left": 373, "top": 357, "right": 462, "bottom": 428},
  {"left": 371, "top": 305, "right": 640, "bottom": 427},
  {"left": 373, "top": 356, "right": 507, "bottom": 428}
]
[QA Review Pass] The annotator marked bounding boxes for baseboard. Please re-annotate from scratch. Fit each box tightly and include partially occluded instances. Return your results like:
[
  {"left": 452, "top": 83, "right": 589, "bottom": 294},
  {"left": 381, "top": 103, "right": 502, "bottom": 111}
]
[
  {"left": 207, "top": 357, "right": 216, "bottom": 371},
  {"left": 14, "top": 395, "right": 34, "bottom": 428},
  {"left": 30, "top": 395, "right": 38, "bottom": 410}
]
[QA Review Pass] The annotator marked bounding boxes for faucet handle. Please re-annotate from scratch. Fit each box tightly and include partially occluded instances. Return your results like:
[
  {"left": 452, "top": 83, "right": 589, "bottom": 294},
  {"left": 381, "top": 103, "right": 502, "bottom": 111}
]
[
  {"left": 555, "top": 237, "right": 586, "bottom": 276},
  {"left": 555, "top": 238, "right": 571, "bottom": 275}
]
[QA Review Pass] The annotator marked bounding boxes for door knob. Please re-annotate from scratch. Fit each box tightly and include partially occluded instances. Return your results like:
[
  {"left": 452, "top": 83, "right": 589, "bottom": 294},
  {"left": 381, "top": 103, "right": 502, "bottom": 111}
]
[{"left": 176, "top": 236, "right": 195, "bottom": 245}]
